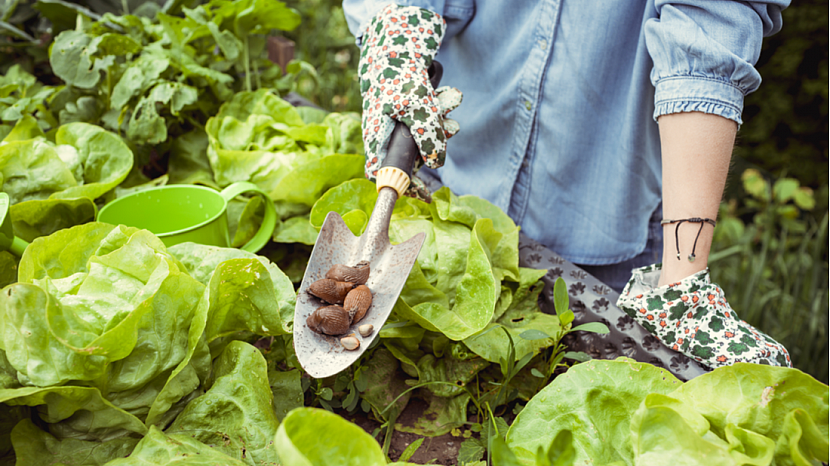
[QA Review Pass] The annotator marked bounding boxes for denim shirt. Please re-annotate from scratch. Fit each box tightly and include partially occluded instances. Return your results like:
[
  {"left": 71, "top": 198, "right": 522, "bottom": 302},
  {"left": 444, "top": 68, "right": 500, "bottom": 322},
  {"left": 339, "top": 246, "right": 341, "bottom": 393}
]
[{"left": 343, "top": 0, "right": 787, "bottom": 265}]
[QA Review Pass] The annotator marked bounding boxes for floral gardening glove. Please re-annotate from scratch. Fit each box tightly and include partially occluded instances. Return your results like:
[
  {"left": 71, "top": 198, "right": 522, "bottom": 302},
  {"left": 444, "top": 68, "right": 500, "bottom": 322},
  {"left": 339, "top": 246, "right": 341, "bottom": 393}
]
[
  {"left": 617, "top": 264, "right": 792, "bottom": 369},
  {"left": 359, "top": 4, "right": 463, "bottom": 200}
]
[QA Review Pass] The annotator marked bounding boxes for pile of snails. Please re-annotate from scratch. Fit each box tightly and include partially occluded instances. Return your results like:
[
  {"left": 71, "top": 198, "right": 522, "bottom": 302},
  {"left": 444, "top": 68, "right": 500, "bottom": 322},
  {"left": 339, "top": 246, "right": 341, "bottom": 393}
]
[{"left": 306, "top": 261, "right": 375, "bottom": 351}]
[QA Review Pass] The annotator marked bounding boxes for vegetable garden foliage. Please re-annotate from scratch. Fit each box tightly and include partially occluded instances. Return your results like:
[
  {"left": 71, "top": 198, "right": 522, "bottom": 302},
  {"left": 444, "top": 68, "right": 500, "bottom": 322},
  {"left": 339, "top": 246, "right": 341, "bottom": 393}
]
[{"left": 0, "top": 2, "right": 826, "bottom": 465}]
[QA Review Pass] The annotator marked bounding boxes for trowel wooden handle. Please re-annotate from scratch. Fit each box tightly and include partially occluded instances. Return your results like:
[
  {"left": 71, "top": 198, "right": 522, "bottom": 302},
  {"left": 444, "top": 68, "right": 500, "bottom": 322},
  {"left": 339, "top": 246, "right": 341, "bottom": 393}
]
[{"left": 376, "top": 61, "right": 443, "bottom": 197}]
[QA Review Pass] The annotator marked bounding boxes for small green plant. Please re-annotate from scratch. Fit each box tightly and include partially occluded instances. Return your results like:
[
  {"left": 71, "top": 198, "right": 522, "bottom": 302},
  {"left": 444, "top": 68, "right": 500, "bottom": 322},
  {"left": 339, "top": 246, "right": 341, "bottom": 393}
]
[{"left": 711, "top": 168, "right": 828, "bottom": 382}]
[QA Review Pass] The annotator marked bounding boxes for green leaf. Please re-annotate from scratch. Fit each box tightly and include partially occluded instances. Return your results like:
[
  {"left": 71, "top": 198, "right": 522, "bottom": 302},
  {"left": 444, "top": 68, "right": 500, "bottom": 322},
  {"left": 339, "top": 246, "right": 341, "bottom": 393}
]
[
  {"left": 553, "top": 277, "right": 569, "bottom": 316},
  {"left": 272, "top": 154, "right": 364, "bottom": 206},
  {"left": 207, "top": 21, "right": 242, "bottom": 60},
  {"left": 10, "top": 418, "right": 138, "bottom": 466},
  {"left": 105, "top": 426, "right": 249, "bottom": 465},
  {"left": 110, "top": 54, "right": 171, "bottom": 110},
  {"left": 0, "top": 385, "right": 148, "bottom": 438},
  {"left": 127, "top": 82, "right": 198, "bottom": 145},
  {"left": 309, "top": 178, "right": 377, "bottom": 231},
  {"left": 457, "top": 438, "right": 486, "bottom": 464},
  {"left": 274, "top": 407, "right": 387, "bottom": 466},
  {"left": 167, "top": 129, "right": 215, "bottom": 186},
  {"left": 569, "top": 322, "right": 610, "bottom": 334},
  {"left": 0, "top": 139, "right": 79, "bottom": 204},
  {"left": 0, "top": 252, "right": 18, "bottom": 289},
  {"left": 519, "top": 329, "right": 551, "bottom": 340},
  {"left": 545, "top": 430, "right": 576, "bottom": 466},
  {"left": 168, "top": 242, "right": 296, "bottom": 333},
  {"left": 793, "top": 187, "right": 815, "bottom": 210},
  {"left": 396, "top": 390, "right": 471, "bottom": 437},
  {"left": 360, "top": 347, "right": 413, "bottom": 419},
  {"left": 531, "top": 368, "right": 545, "bottom": 378},
  {"left": 399, "top": 437, "right": 424, "bottom": 463},
  {"left": 505, "top": 359, "right": 682, "bottom": 464},
  {"left": 50, "top": 123, "right": 133, "bottom": 200},
  {"left": 464, "top": 270, "right": 558, "bottom": 363},
  {"left": 9, "top": 197, "right": 96, "bottom": 242},
  {"left": 234, "top": 0, "right": 301, "bottom": 36},
  {"left": 772, "top": 177, "right": 800, "bottom": 204},
  {"left": 562, "top": 351, "right": 591, "bottom": 362},
  {"left": 168, "top": 341, "right": 280, "bottom": 465},
  {"left": 741, "top": 169, "right": 770, "bottom": 201},
  {"left": 49, "top": 30, "right": 113, "bottom": 89},
  {"left": 490, "top": 436, "right": 522, "bottom": 466},
  {"left": 652, "top": 363, "right": 829, "bottom": 465},
  {"left": 273, "top": 216, "right": 318, "bottom": 245},
  {"left": 1, "top": 114, "right": 44, "bottom": 142}
]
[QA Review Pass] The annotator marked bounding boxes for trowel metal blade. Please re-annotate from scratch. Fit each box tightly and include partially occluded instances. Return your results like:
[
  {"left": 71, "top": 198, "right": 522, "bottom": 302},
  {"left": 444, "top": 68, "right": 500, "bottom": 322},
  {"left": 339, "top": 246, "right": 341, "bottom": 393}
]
[{"left": 294, "top": 210, "right": 425, "bottom": 379}]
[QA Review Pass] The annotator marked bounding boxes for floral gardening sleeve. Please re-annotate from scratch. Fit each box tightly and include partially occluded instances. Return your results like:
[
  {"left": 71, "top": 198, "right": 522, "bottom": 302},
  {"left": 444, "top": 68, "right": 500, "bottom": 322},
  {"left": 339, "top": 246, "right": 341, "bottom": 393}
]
[
  {"left": 617, "top": 264, "right": 792, "bottom": 369},
  {"left": 359, "top": 4, "right": 462, "bottom": 197}
]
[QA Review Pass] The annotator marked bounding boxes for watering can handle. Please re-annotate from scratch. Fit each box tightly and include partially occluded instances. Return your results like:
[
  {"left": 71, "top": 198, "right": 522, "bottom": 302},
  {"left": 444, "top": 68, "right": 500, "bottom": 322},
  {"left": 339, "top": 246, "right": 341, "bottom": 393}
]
[
  {"left": 219, "top": 182, "right": 277, "bottom": 254},
  {"left": 375, "top": 61, "right": 443, "bottom": 197}
]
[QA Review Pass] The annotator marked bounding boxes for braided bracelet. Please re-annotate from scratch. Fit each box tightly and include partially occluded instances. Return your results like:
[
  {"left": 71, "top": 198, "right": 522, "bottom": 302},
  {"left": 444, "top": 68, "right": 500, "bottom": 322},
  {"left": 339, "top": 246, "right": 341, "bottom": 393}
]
[{"left": 661, "top": 217, "right": 717, "bottom": 262}]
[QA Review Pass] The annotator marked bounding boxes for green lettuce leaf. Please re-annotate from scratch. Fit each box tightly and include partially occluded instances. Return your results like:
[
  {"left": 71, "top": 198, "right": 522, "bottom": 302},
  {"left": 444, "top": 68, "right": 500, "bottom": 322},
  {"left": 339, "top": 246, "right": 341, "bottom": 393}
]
[
  {"left": 10, "top": 418, "right": 138, "bottom": 466},
  {"left": 9, "top": 197, "right": 97, "bottom": 243},
  {"left": 104, "top": 426, "right": 250, "bottom": 466},
  {"left": 463, "top": 268, "right": 556, "bottom": 363},
  {"left": 167, "top": 242, "right": 295, "bottom": 332},
  {"left": 0, "top": 385, "right": 147, "bottom": 438},
  {"left": 505, "top": 359, "right": 683, "bottom": 465},
  {"left": 274, "top": 408, "right": 386, "bottom": 466},
  {"left": 168, "top": 341, "right": 280, "bottom": 465},
  {"left": 273, "top": 216, "right": 318, "bottom": 245},
  {"left": 631, "top": 363, "right": 829, "bottom": 465},
  {"left": 309, "top": 178, "right": 377, "bottom": 235},
  {"left": 271, "top": 154, "right": 364, "bottom": 207}
]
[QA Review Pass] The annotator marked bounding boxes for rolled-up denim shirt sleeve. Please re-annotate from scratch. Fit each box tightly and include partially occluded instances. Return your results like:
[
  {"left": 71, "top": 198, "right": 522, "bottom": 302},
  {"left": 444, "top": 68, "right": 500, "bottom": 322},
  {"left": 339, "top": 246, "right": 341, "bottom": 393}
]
[
  {"left": 343, "top": 0, "right": 474, "bottom": 46},
  {"left": 646, "top": 0, "right": 789, "bottom": 125}
]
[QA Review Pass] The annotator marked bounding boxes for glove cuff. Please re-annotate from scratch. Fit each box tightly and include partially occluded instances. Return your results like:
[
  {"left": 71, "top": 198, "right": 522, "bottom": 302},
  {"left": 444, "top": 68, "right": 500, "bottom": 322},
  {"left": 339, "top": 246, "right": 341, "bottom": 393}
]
[{"left": 617, "top": 263, "right": 792, "bottom": 369}]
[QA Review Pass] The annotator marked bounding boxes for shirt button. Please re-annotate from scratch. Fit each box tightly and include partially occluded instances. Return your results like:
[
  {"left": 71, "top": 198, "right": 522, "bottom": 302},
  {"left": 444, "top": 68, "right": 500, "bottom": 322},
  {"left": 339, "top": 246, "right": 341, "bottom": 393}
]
[
  {"left": 524, "top": 100, "right": 532, "bottom": 111},
  {"left": 539, "top": 39, "right": 547, "bottom": 50}
]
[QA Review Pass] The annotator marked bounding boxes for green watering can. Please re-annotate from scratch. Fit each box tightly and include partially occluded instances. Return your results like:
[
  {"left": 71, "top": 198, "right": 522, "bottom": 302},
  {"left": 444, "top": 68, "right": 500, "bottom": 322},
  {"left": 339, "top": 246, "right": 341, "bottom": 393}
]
[{"left": 1, "top": 182, "right": 277, "bottom": 257}]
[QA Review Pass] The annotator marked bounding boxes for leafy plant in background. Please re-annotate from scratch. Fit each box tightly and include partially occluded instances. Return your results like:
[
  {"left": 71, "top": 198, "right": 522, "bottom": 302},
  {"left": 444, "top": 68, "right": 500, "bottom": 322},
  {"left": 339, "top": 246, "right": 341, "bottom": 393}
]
[
  {"left": 283, "top": 0, "right": 360, "bottom": 112},
  {"left": 711, "top": 168, "right": 828, "bottom": 383}
]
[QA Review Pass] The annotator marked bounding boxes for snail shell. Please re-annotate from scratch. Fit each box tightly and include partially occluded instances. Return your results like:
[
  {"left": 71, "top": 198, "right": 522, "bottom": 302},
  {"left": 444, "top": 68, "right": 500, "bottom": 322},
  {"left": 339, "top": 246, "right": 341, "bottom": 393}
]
[
  {"left": 308, "top": 279, "right": 354, "bottom": 304},
  {"left": 325, "top": 261, "right": 370, "bottom": 285},
  {"left": 344, "top": 285, "right": 372, "bottom": 324},
  {"left": 341, "top": 335, "right": 360, "bottom": 351},
  {"left": 306, "top": 305, "right": 351, "bottom": 335}
]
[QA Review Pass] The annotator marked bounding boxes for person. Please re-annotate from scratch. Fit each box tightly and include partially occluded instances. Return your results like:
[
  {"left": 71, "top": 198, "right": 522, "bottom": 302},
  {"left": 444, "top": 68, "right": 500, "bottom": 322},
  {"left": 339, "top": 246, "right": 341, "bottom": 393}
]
[{"left": 343, "top": 1, "right": 792, "bottom": 369}]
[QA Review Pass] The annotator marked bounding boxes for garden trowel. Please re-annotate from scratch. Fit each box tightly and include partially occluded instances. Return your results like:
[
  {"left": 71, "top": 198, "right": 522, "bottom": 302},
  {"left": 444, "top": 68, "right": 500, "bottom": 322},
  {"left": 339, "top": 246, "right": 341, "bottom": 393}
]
[{"left": 294, "top": 62, "right": 444, "bottom": 378}]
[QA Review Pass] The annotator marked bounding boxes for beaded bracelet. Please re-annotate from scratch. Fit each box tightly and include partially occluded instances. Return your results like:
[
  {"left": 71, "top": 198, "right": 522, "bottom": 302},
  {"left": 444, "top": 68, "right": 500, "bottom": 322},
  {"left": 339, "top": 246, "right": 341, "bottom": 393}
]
[{"left": 661, "top": 217, "right": 717, "bottom": 262}]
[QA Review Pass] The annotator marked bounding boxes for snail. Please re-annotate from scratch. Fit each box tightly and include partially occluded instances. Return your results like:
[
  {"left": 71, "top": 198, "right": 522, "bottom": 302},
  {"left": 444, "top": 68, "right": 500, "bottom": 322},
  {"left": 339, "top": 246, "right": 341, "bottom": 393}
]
[
  {"left": 343, "top": 285, "right": 372, "bottom": 323},
  {"left": 308, "top": 279, "right": 354, "bottom": 304},
  {"left": 306, "top": 305, "right": 351, "bottom": 335},
  {"left": 325, "top": 261, "right": 370, "bottom": 285}
]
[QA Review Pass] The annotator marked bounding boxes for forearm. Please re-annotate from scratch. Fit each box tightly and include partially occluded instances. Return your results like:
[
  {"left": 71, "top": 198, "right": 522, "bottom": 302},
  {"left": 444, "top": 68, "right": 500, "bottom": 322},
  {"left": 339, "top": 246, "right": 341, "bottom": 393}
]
[{"left": 657, "top": 111, "right": 737, "bottom": 286}]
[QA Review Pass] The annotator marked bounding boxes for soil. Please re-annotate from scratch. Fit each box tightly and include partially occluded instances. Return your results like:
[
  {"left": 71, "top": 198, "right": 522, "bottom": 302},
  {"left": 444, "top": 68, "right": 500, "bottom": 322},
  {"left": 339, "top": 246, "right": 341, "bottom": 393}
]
[{"left": 340, "top": 399, "right": 464, "bottom": 465}]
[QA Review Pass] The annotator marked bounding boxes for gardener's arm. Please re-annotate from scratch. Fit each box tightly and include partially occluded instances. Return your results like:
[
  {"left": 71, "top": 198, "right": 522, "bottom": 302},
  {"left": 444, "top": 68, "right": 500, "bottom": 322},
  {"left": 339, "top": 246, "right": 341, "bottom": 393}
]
[{"left": 657, "top": 111, "right": 737, "bottom": 286}]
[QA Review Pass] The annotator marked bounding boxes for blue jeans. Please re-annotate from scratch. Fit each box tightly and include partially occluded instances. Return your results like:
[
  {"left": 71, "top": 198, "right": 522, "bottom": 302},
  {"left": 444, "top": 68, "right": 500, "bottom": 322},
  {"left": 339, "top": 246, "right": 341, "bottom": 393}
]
[{"left": 576, "top": 205, "right": 663, "bottom": 294}]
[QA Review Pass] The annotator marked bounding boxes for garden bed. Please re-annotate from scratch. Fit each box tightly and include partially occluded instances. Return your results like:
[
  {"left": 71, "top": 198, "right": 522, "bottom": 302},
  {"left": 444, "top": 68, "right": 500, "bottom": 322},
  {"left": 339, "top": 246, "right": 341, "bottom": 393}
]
[{"left": 0, "top": 1, "right": 827, "bottom": 465}]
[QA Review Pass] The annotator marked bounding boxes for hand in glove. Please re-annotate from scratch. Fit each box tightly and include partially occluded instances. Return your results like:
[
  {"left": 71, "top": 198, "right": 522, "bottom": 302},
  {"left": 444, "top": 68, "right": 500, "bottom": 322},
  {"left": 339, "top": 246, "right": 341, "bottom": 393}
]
[
  {"left": 359, "top": 4, "right": 462, "bottom": 200},
  {"left": 617, "top": 264, "right": 791, "bottom": 369}
]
